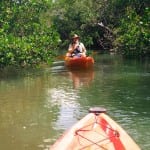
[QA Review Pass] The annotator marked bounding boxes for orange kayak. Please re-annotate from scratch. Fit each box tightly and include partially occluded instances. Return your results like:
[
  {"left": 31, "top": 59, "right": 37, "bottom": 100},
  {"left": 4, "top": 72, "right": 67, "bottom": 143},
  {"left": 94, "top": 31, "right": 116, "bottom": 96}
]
[
  {"left": 65, "top": 56, "right": 94, "bottom": 69},
  {"left": 50, "top": 107, "right": 140, "bottom": 150}
]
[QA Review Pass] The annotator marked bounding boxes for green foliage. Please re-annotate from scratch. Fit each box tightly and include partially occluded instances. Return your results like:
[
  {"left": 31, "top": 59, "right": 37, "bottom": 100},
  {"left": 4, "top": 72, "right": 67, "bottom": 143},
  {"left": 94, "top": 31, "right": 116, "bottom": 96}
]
[
  {"left": 51, "top": 0, "right": 102, "bottom": 48},
  {"left": 114, "top": 6, "right": 149, "bottom": 57},
  {"left": 51, "top": 0, "right": 149, "bottom": 57},
  {"left": 0, "top": 0, "right": 60, "bottom": 68},
  {"left": 1, "top": 0, "right": 149, "bottom": 69}
]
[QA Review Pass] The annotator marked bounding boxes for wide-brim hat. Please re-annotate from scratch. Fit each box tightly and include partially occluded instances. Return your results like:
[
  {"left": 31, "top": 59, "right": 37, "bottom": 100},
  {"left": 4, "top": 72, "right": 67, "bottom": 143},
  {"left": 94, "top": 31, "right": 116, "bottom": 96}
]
[{"left": 72, "top": 34, "right": 80, "bottom": 39}]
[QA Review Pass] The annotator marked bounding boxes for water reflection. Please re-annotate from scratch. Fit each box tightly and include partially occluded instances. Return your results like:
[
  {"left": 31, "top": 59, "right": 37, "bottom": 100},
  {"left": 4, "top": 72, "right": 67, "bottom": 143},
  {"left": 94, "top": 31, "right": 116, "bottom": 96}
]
[
  {"left": 50, "top": 60, "right": 95, "bottom": 89},
  {"left": 47, "top": 88, "right": 80, "bottom": 130},
  {"left": 0, "top": 55, "right": 149, "bottom": 150},
  {"left": 45, "top": 68, "right": 95, "bottom": 130},
  {"left": 68, "top": 69, "right": 94, "bottom": 89}
]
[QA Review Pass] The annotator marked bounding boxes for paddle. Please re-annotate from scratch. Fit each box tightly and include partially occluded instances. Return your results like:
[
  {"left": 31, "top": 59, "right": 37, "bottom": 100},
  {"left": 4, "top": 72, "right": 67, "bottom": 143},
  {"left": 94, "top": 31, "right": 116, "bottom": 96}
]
[
  {"left": 56, "top": 55, "right": 66, "bottom": 60},
  {"left": 56, "top": 51, "right": 98, "bottom": 61}
]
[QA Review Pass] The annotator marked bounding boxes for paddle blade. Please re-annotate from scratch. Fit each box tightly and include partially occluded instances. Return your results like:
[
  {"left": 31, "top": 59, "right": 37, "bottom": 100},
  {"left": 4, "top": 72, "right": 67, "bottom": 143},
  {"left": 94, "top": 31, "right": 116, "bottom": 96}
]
[{"left": 56, "top": 55, "right": 66, "bottom": 60}]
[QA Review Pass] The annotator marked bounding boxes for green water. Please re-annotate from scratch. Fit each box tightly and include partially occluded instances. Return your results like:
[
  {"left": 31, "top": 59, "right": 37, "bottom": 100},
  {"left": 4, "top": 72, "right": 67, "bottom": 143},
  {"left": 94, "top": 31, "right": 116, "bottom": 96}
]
[{"left": 0, "top": 54, "right": 149, "bottom": 150}]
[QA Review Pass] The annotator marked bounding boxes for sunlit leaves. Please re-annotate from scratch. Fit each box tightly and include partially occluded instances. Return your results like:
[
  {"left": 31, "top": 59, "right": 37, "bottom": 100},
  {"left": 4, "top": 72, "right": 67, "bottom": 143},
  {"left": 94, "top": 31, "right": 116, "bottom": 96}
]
[
  {"left": 115, "top": 6, "right": 149, "bottom": 57},
  {"left": 0, "top": 0, "right": 60, "bottom": 68}
]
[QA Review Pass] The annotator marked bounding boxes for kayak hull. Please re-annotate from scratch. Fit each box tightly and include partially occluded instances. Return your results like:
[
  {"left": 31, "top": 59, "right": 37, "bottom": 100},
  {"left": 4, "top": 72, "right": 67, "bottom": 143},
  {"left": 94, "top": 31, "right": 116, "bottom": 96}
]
[
  {"left": 65, "top": 56, "right": 94, "bottom": 69},
  {"left": 50, "top": 111, "right": 140, "bottom": 150}
]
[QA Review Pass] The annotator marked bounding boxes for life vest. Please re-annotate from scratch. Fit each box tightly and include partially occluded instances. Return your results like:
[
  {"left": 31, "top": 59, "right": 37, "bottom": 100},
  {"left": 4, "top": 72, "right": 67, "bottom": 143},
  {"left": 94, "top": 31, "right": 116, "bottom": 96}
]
[{"left": 71, "top": 43, "right": 82, "bottom": 57}]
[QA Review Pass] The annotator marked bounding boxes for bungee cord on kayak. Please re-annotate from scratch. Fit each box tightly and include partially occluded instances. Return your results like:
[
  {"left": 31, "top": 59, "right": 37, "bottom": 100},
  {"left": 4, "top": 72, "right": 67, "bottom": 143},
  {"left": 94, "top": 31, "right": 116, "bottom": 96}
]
[{"left": 75, "top": 112, "right": 122, "bottom": 150}]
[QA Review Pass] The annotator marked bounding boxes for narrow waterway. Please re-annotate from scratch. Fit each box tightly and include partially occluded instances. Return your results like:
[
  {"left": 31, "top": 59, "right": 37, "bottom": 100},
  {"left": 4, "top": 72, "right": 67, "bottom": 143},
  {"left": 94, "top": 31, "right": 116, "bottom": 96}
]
[{"left": 0, "top": 54, "right": 149, "bottom": 150}]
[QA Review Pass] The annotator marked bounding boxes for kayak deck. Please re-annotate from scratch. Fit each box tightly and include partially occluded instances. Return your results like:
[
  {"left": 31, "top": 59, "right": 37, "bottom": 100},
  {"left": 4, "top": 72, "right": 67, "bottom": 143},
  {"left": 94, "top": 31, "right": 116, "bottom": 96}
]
[{"left": 50, "top": 108, "right": 140, "bottom": 150}]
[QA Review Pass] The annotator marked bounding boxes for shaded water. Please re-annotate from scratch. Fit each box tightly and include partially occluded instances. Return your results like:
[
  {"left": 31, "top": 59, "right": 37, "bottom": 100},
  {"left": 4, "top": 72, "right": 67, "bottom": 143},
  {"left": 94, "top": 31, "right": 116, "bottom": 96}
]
[{"left": 0, "top": 54, "right": 150, "bottom": 150}]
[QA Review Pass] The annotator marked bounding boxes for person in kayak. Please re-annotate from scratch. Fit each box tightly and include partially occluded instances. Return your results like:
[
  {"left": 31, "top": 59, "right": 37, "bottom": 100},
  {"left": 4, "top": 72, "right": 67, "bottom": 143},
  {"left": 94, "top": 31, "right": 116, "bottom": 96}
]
[{"left": 66, "top": 34, "right": 86, "bottom": 57}]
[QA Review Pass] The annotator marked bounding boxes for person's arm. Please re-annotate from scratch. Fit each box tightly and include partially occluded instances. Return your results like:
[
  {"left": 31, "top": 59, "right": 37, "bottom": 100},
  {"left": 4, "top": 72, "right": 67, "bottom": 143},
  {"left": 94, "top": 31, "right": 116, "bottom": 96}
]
[
  {"left": 80, "top": 43, "right": 86, "bottom": 54},
  {"left": 68, "top": 43, "right": 76, "bottom": 53}
]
